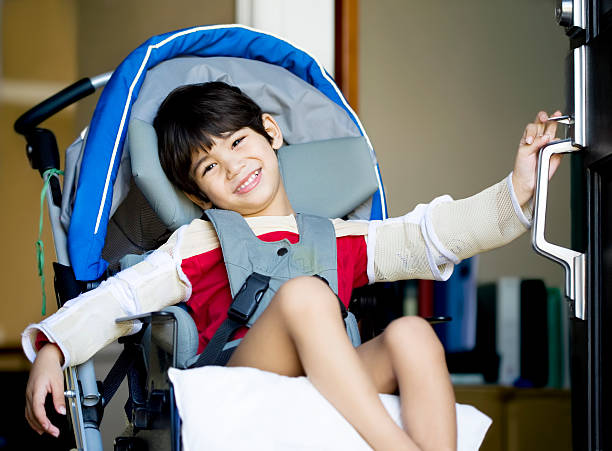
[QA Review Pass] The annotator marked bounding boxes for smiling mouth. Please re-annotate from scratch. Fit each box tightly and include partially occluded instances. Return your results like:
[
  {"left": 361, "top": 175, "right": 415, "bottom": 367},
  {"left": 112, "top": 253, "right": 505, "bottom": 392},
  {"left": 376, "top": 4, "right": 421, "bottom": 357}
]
[{"left": 235, "top": 169, "right": 261, "bottom": 194}]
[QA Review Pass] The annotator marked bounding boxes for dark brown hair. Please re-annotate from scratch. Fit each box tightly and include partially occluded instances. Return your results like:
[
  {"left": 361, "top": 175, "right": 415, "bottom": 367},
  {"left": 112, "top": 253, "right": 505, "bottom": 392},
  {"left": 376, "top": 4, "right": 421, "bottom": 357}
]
[{"left": 153, "top": 82, "right": 273, "bottom": 201}]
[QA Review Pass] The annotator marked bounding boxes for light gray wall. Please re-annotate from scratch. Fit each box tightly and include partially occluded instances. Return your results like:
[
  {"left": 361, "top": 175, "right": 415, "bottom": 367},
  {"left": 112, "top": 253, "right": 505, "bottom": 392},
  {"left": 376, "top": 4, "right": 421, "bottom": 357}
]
[
  {"left": 359, "top": 0, "right": 571, "bottom": 288},
  {"left": 0, "top": 0, "right": 78, "bottom": 351},
  {"left": 75, "top": 0, "right": 235, "bottom": 130}
]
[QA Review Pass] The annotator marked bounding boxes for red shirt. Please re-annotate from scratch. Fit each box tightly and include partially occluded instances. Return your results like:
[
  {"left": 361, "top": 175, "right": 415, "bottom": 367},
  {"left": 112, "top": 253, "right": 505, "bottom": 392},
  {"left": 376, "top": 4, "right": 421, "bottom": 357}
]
[
  {"left": 36, "top": 231, "right": 369, "bottom": 354},
  {"left": 182, "top": 231, "right": 369, "bottom": 352}
]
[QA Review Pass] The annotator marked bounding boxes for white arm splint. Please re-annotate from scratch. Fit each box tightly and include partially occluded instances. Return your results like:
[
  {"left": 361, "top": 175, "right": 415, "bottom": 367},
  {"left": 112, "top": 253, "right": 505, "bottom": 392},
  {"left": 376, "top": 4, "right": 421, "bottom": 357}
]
[
  {"left": 367, "top": 173, "right": 532, "bottom": 283},
  {"left": 21, "top": 229, "right": 190, "bottom": 369}
]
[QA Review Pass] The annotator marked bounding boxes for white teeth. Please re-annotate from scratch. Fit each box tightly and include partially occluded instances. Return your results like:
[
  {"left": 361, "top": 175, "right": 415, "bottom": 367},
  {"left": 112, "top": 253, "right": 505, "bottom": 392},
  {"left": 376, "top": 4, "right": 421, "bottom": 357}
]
[{"left": 238, "top": 170, "right": 260, "bottom": 192}]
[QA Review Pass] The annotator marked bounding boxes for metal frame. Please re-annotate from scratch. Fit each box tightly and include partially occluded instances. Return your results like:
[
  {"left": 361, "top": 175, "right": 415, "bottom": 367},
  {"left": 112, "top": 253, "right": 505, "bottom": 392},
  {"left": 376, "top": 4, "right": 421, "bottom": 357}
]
[
  {"left": 45, "top": 156, "right": 104, "bottom": 451},
  {"left": 15, "top": 73, "right": 114, "bottom": 451},
  {"left": 532, "top": 138, "right": 587, "bottom": 319}
]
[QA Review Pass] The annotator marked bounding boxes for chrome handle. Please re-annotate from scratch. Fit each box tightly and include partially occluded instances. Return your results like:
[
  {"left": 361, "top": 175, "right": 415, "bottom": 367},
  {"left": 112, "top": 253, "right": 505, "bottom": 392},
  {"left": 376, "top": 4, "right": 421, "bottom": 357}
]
[
  {"left": 573, "top": 45, "right": 588, "bottom": 147},
  {"left": 555, "top": 0, "right": 586, "bottom": 29},
  {"left": 555, "top": 0, "right": 573, "bottom": 26},
  {"left": 532, "top": 138, "right": 586, "bottom": 319}
]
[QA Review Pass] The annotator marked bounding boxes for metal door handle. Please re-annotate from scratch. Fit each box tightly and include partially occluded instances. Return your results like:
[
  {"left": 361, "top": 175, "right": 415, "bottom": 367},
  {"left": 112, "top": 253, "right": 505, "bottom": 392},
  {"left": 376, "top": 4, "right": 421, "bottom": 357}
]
[{"left": 532, "top": 138, "right": 586, "bottom": 319}]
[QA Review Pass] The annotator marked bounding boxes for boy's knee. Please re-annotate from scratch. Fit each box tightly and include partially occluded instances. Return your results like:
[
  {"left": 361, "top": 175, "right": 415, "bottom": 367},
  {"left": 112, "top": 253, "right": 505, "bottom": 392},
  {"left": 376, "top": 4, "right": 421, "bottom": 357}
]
[
  {"left": 383, "top": 316, "right": 445, "bottom": 358},
  {"left": 275, "top": 276, "right": 339, "bottom": 318}
]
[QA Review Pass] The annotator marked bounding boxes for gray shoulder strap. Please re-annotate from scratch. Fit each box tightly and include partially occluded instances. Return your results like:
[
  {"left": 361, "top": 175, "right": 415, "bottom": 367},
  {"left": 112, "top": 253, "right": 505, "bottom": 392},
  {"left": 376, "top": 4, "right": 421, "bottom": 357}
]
[
  {"left": 293, "top": 213, "right": 338, "bottom": 294},
  {"left": 204, "top": 209, "right": 338, "bottom": 296},
  {"left": 204, "top": 209, "right": 262, "bottom": 297},
  {"left": 200, "top": 209, "right": 360, "bottom": 356}
]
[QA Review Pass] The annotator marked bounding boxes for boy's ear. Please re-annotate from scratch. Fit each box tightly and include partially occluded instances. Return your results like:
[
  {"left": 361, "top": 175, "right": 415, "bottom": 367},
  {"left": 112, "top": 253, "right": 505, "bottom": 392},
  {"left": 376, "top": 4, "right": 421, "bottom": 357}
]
[
  {"left": 262, "top": 113, "right": 283, "bottom": 150},
  {"left": 183, "top": 192, "right": 212, "bottom": 210}
]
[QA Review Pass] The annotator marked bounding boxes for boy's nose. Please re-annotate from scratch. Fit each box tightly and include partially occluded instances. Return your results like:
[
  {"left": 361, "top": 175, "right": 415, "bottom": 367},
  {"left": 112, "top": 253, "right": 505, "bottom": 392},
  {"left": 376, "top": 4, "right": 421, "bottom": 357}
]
[{"left": 225, "top": 159, "right": 246, "bottom": 180}]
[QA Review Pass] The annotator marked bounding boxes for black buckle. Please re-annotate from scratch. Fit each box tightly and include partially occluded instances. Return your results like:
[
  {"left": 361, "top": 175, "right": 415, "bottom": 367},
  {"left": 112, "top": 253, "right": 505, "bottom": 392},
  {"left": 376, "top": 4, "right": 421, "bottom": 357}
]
[{"left": 228, "top": 273, "right": 271, "bottom": 323}]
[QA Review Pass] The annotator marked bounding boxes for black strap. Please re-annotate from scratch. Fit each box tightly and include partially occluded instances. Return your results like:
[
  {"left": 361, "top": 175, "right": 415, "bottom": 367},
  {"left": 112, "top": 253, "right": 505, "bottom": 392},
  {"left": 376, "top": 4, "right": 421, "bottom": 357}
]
[
  {"left": 102, "top": 346, "right": 138, "bottom": 407},
  {"left": 215, "top": 347, "right": 237, "bottom": 366},
  {"left": 189, "top": 317, "right": 243, "bottom": 368},
  {"left": 102, "top": 328, "right": 147, "bottom": 417},
  {"left": 189, "top": 273, "right": 270, "bottom": 368}
]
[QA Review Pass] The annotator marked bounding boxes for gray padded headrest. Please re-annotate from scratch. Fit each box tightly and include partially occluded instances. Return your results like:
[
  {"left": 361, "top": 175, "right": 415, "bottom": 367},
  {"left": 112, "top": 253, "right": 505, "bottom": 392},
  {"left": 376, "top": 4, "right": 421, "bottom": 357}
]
[
  {"left": 277, "top": 137, "right": 378, "bottom": 218},
  {"left": 128, "top": 119, "right": 378, "bottom": 227},
  {"left": 127, "top": 56, "right": 377, "bottom": 228},
  {"left": 129, "top": 119, "right": 202, "bottom": 230},
  {"left": 130, "top": 57, "right": 361, "bottom": 145}
]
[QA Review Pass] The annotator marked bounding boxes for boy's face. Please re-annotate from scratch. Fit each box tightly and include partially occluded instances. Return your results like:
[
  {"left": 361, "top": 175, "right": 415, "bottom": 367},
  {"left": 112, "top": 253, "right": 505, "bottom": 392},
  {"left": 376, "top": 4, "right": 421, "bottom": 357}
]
[{"left": 186, "top": 114, "right": 293, "bottom": 217}]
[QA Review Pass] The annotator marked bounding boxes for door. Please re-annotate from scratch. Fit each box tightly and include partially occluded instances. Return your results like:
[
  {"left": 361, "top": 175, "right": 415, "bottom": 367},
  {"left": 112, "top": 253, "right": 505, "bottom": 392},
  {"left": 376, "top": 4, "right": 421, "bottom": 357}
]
[{"left": 537, "top": 1, "right": 612, "bottom": 449}]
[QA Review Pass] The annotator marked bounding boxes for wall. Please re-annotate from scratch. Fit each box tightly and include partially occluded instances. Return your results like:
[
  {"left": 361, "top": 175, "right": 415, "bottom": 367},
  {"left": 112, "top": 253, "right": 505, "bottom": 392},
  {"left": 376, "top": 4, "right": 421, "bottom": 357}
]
[
  {"left": 75, "top": 0, "right": 235, "bottom": 130},
  {"left": 236, "top": 0, "right": 335, "bottom": 75},
  {"left": 359, "top": 0, "right": 571, "bottom": 288},
  {"left": 0, "top": 0, "right": 77, "bottom": 358},
  {"left": 0, "top": 0, "right": 234, "bottom": 349}
]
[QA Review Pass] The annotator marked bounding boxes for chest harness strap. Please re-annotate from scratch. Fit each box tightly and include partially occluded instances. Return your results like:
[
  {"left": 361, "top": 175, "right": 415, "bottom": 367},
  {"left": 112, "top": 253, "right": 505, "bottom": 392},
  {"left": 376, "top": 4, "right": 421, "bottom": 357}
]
[
  {"left": 188, "top": 209, "right": 358, "bottom": 368},
  {"left": 190, "top": 272, "right": 270, "bottom": 367}
]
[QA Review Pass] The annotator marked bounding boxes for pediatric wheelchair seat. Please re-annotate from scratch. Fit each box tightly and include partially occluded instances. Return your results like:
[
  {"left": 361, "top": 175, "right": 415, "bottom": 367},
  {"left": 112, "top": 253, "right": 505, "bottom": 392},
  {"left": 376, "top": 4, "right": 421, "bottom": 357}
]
[{"left": 16, "top": 25, "right": 491, "bottom": 451}]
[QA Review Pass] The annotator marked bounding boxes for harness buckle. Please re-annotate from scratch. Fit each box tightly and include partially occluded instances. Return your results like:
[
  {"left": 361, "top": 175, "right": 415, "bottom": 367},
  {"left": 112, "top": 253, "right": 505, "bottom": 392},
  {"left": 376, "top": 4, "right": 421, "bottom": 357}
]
[{"left": 228, "top": 273, "right": 271, "bottom": 323}]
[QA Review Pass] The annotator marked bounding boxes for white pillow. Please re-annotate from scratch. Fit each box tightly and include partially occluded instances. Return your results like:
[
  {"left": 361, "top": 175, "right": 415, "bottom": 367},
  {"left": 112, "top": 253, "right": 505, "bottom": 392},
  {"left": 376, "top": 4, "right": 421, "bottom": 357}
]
[{"left": 169, "top": 366, "right": 491, "bottom": 451}]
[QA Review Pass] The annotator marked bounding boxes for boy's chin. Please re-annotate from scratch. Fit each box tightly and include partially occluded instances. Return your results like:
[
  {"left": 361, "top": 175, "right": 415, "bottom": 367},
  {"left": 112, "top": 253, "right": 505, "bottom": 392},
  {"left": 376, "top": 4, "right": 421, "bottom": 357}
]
[{"left": 236, "top": 202, "right": 276, "bottom": 217}]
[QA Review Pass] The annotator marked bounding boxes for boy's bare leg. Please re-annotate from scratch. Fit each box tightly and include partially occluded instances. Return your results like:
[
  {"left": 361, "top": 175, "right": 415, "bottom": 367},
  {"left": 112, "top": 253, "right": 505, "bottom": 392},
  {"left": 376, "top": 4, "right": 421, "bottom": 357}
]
[
  {"left": 357, "top": 317, "right": 457, "bottom": 451},
  {"left": 227, "top": 276, "right": 418, "bottom": 451}
]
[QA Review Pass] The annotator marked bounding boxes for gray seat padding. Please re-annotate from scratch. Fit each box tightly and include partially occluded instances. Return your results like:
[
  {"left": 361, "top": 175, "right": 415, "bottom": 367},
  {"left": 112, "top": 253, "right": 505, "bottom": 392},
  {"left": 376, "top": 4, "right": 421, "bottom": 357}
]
[{"left": 147, "top": 306, "right": 199, "bottom": 370}]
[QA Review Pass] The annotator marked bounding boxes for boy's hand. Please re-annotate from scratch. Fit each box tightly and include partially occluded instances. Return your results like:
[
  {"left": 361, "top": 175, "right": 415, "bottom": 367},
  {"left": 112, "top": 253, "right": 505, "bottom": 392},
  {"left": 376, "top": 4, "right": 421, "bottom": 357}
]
[
  {"left": 25, "top": 343, "right": 66, "bottom": 437},
  {"left": 512, "top": 110, "right": 563, "bottom": 207}
]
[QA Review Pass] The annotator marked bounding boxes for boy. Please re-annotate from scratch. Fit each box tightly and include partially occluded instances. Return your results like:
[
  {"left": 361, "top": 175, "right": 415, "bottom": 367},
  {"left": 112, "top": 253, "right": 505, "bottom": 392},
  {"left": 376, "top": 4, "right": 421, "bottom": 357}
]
[{"left": 25, "top": 82, "right": 561, "bottom": 450}]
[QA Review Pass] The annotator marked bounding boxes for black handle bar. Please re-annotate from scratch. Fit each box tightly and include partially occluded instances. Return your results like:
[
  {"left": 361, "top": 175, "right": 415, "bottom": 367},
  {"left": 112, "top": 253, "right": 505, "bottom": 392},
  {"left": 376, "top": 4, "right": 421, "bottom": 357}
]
[{"left": 14, "top": 78, "right": 96, "bottom": 135}]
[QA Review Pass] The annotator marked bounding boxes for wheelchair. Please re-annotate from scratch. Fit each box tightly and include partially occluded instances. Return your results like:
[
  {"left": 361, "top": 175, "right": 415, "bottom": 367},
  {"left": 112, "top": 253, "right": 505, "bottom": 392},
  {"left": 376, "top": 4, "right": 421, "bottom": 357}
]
[{"left": 16, "top": 25, "right": 397, "bottom": 450}]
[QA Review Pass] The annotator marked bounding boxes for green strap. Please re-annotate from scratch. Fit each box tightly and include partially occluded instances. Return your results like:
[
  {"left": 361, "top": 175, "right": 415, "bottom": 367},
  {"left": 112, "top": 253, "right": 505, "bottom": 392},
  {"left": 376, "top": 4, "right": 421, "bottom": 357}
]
[{"left": 37, "top": 168, "right": 64, "bottom": 316}]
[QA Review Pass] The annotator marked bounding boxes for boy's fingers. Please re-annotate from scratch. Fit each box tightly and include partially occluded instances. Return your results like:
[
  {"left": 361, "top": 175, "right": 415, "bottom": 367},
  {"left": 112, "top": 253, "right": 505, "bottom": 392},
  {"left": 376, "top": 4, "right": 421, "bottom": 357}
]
[
  {"left": 535, "top": 134, "right": 552, "bottom": 149},
  {"left": 25, "top": 406, "right": 44, "bottom": 435},
  {"left": 47, "top": 424, "right": 60, "bottom": 438},
  {"left": 51, "top": 378, "right": 66, "bottom": 416},
  {"left": 544, "top": 120, "right": 558, "bottom": 140},
  {"left": 534, "top": 111, "right": 548, "bottom": 136},
  {"left": 544, "top": 110, "right": 563, "bottom": 138},
  {"left": 522, "top": 123, "right": 538, "bottom": 145},
  {"left": 535, "top": 110, "right": 548, "bottom": 124},
  {"left": 31, "top": 388, "right": 53, "bottom": 435},
  {"left": 549, "top": 154, "right": 563, "bottom": 178},
  {"left": 25, "top": 389, "right": 42, "bottom": 432},
  {"left": 523, "top": 134, "right": 552, "bottom": 155}
]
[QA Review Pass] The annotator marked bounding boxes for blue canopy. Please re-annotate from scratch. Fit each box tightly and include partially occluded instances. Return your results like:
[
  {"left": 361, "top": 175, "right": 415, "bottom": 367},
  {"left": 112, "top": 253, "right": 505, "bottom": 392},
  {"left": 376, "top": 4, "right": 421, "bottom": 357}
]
[{"left": 68, "top": 25, "right": 386, "bottom": 281}]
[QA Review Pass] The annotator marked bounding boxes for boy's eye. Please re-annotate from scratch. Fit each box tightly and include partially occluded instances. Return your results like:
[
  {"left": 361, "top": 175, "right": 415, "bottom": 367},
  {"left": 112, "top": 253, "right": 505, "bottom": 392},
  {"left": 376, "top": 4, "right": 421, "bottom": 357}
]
[
  {"left": 203, "top": 163, "right": 216, "bottom": 175},
  {"left": 232, "top": 137, "right": 245, "bottom": 148}
]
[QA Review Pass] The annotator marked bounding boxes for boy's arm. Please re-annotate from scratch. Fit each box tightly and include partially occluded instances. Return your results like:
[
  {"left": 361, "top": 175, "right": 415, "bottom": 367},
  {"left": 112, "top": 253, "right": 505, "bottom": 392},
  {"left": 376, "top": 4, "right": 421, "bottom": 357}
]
[
  {"left": 21, "top": 227, "right": 193, "bottom": 369},
  {"left": 366, "top": 173, "right": 531, "bottom": 283},
  {"left": 365, "top": 110, "right": 561, "bottom": 283}
]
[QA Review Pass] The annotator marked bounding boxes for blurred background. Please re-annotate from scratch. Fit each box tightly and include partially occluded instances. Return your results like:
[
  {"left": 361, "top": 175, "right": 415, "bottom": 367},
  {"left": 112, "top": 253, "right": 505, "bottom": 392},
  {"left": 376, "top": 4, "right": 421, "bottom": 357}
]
[{"left": 0, "top": 0, "right": 571, "bottom": 449}]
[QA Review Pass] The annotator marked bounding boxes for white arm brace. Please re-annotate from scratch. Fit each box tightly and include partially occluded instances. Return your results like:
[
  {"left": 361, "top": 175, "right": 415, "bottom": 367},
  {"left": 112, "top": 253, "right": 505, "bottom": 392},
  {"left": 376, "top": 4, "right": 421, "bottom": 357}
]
[
  {"left": 367, "top": 173, "right": 532, "bottom": 283},
  {"left": 21, "top": 228, "right": 191, "bottom": 369}
]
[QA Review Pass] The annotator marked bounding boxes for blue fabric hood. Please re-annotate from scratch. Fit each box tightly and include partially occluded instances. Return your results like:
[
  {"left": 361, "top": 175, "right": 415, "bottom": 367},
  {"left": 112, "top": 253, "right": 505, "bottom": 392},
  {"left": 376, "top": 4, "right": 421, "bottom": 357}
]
[{"left": 68, "top": 25, "right": 385, "bottom": 281}]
